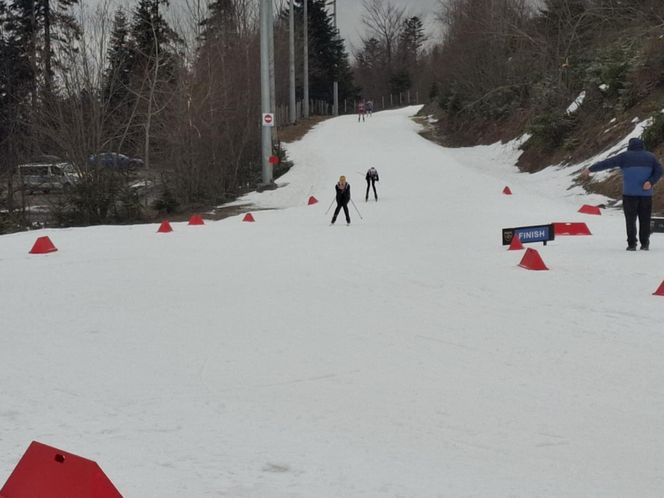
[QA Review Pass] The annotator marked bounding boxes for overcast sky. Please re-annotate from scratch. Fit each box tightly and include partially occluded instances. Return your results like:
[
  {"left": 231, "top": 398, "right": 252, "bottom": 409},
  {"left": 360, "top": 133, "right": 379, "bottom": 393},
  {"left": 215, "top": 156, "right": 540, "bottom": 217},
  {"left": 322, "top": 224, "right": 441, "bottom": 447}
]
[{"left": 84, "top": 0, "right": 442, "bottom": 56}]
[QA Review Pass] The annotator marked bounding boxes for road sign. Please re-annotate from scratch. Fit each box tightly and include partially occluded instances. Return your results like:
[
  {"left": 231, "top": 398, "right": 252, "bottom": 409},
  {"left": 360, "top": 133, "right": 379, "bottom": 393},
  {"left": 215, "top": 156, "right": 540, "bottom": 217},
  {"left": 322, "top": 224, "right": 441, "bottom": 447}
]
[{"left": 262, "top": 113, "right": 274, "bottom": 127}]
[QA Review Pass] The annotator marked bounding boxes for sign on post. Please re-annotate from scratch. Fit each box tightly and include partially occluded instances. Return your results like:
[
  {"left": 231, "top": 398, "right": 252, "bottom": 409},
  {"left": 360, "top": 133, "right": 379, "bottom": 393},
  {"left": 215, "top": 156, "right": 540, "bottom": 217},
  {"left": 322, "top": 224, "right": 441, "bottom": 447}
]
[
  {"left": 502, "top": 224, "right": 555, "bottom": 246},
  {"left": 262, "top": 113, "right": 274, "bottom": 127}
]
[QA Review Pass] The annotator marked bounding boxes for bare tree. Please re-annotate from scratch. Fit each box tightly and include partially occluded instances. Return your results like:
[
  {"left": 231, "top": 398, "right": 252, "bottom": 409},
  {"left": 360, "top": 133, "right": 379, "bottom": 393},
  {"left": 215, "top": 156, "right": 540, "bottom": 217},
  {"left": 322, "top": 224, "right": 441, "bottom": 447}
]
[
  {"left": 361, "top": 0, "right": 407, "bottom": 69},
  {"left": 157, "top": 0, "right": 261, "bottom": 204}
]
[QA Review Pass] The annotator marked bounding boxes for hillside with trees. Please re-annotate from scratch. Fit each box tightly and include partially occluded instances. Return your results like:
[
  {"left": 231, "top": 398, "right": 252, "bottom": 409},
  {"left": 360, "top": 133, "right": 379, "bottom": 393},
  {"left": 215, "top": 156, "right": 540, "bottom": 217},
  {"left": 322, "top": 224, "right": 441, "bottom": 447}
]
[
  {"left": 416, "top": 0, "right": 664, "bottom": 210},
  {"left": 2, "top": 0, "right": 663, "bottom": 233},
  {"left": 0, "top": 0, "right": 355, "bottom": 233}
]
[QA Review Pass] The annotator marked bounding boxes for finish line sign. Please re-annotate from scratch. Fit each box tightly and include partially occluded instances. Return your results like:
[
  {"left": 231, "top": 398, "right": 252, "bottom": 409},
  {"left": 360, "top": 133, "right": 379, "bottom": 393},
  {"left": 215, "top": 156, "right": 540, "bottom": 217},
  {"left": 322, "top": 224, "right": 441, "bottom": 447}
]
[{"left": 502, "top": 224, "right": 555, "bottom": 246}]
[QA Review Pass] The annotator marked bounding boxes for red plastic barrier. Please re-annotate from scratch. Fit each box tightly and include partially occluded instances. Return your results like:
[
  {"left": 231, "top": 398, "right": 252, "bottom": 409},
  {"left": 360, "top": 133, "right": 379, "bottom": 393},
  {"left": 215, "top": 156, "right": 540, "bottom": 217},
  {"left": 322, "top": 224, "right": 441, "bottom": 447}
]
[
  {"left": 578, "top": 204, "right": 602, "bottom": 215},
  {"left": 554, "top": 222, "right": 592, "bottom": 236},
  {"left": 653, "top": 281, "right": 664, "bottom": 296},
  {"left": 507, "top": 233, "right": 524, "bottom": 250},
  {"left": 0, "top": 441, "right": 122, "bottom": 498},
  {"left": 157, "top": 220, "right": 173, "bottom": 233},
  {"left": 243, "top": 213, "right": 255, "bottom": 222},
  {"left": 29, "top": 236, "right": 58, "bottom": 254},
  {"left": 518, "top": 248, "right": 549, "bottom": 271},
  {"left": 188, "top": 214, "right": 204, "bottom": 225}
]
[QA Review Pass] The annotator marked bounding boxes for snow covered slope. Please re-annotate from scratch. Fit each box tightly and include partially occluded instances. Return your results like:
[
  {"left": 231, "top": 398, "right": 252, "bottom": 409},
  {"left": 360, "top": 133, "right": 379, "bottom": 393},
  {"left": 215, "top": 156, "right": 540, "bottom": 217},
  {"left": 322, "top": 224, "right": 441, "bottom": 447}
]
[{"left": 1, "top": 107, "right": 663, "bottom": 497}]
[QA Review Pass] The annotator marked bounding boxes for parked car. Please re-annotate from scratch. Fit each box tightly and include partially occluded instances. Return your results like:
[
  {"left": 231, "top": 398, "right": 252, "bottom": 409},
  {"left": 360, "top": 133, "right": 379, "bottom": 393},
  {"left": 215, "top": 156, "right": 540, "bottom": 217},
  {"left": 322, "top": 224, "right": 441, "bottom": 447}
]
[
  {"left": 88, "top": 153, "right": 144, "bottom": 170},
  {"left": 17, "top": 157, "right": 79, "bottom": 194}
]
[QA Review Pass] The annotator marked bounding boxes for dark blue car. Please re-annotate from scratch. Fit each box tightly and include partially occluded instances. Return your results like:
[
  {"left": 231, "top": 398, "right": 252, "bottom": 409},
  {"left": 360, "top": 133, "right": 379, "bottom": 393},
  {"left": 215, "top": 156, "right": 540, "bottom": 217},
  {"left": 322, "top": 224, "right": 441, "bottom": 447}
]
[{"left": 88, "top": 153, "right": 144, "bottom": 170}]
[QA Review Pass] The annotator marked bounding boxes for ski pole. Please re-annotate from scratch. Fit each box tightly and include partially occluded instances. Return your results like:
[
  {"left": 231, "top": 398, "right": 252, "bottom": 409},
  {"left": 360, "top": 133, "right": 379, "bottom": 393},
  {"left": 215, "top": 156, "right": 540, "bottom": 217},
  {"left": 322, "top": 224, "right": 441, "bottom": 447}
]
[
  {"left": 324, "top": 197, "right": 336, "bottom": 214},
  {"left": 350, "top": 198, "right": 363, "bottom": 220}
]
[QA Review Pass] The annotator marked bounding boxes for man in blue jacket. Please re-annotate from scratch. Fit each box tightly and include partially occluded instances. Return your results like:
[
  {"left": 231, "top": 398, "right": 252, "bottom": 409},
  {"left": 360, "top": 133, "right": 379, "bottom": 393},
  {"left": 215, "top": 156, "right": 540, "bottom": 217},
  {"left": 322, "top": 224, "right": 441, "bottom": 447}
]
[{"left": 582, "top": 137, "right": 663, "bottom": 250}]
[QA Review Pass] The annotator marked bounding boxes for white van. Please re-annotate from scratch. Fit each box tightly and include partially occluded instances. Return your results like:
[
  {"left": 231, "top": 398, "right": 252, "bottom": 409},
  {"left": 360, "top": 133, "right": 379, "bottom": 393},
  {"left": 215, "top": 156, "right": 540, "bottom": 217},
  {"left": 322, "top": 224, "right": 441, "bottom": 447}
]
[{"left": 18, "top": 160, "right": 79, "bottom": 194}]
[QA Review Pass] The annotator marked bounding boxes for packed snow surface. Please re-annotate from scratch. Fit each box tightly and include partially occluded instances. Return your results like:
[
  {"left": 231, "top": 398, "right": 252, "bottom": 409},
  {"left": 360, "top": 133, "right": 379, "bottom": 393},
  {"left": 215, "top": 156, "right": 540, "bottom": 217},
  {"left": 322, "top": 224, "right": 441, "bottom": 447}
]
[{"left": 2, "top": 107, "right": 664, "bottom": 497}]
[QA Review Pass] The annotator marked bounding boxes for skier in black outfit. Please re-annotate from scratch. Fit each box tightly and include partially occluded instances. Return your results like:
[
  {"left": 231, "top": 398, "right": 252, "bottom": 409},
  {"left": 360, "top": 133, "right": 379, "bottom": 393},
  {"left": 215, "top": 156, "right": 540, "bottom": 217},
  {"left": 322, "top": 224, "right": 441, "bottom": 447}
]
[
  {"left": 365, "top": 166, "right": 379, "bottom": 201},
  {"left": 331, "top": 176, "right": 351, "bottom": 225}
]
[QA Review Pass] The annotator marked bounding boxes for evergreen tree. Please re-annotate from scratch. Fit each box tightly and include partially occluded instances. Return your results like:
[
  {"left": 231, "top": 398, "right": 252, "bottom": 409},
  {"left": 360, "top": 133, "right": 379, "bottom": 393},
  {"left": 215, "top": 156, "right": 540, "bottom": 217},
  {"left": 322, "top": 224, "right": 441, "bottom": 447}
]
[
  {"left": 200, "top": 0, "right": 238, "bottom": 44},
  {"left": 398, "top": 16, "right": 425, "bottom": 67},
  {"left": 127, "top": 0, "right": 181, "bottom": 169},
  {"left": 102, "top": 8, "right": 134, "bottom": 149},
  {"left": 357, "top": 37, "right": 384, "bottom": 71},
  {"left": 294, "top": 0, "right": 356, "bottom": 103},
  {"left": 104, "top": 9, "right": 132, "bottom": 104},
  {"left": 6, "top": 0, "right": 80, "bottom": 97},
  {"left": 354, "top": 37, "right": 388, "bottom": 98},
  {"left": 130, "top": 0, "right": 179, "bottom": 70},
  {"left": 388, "top": 16, "right": 425, "bottom": 95},
  {"left": 5, "top": 0, "right": 38, "bottom": 103},
  {"left": 1, "top": 0, "right": 35, "bottom": 197}
]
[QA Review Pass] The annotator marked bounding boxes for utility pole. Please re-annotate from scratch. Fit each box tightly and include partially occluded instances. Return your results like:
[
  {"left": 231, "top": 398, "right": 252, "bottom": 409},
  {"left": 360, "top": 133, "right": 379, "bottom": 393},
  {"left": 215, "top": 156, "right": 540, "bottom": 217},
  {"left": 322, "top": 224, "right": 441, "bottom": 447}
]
[
  {"left": 332, "top": 0, "right": 339, "bottom": 116},
  {"left": 260, "top": 0, "right": 274, "bottom": 187},
  {"left": 267, "top": 0, "right": 277, "bottom": 142},
  {"left": 303, "top": 0, "right": 310, "bottom": 119},
  {"left": 289, "top": 0, "right": 296, "bottom": 124}
]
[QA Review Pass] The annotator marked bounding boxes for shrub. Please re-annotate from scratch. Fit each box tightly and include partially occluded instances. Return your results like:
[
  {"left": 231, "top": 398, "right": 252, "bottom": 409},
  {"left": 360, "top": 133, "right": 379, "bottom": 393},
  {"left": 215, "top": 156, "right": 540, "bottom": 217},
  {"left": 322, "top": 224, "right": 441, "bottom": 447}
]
[
  {"left": 643, "top": 112, "right": 664, "bottom": 151},
  {"left": 527, "top": 112, "right": 578, "bottom": 150},
  {"left": 476, "top": 86, "right": 522, "bottom": 120},
  {"left": 113, "top": 186, "right": 143, "bottom": 222},
  {"left": 584, "top": 43, "right": 639, "bottom": 110},
  {"left": 642, "top": 36, "right": 664, "bottom": 87},
  {"left": 152, "top": 187, "right": 179, "bottom": 214}
]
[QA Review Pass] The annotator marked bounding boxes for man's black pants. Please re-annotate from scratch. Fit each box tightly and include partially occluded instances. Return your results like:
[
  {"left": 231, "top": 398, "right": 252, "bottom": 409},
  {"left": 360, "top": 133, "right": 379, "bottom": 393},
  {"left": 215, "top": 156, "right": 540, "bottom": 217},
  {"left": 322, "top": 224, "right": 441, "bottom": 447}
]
[
  {"left": 366, "top": 179, "right": 377, "bottom": 200},
  {"left": 623, "top": 195, "right": 652, "bottom": 247},
  {"left": 332, "top": 203, "right": 350, "bottom": 223}
]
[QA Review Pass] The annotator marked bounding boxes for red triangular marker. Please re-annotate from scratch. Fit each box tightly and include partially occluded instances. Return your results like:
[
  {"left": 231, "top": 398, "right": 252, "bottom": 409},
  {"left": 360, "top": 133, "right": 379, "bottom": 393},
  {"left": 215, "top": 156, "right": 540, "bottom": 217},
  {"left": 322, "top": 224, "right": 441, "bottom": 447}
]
[
  {"left": 508, "top": 233, "right": 524, "bottom": 250},
  {"left": 307, "top": 196, "right": 318, "bottom": 205},
  {"left": 502, "top": 186, "right": 512, "bottom": 195},
  {"left": 653, "top": 281, "right": 664, "bottom": 296},
  {"left": 243, "top": 213, "right": 255, "bottom": 222},
  {"left": 554, "top": 222, "right": 592, "bottom": 236},
  {"left": 29, "top": 236, "right": 58, "bottom": 254},
  {"left": 188, "top": 214, "right": 204, "bottom": 225},
  {"left": 578, "top": 204, "right": 601, "bottom": 215},
  {"left": 0, "top": 441, "right": 122, "bottom": 498},
  {"left": 518, "top": 248, "right": 549, "bottom": 270},
  {"left": 157, "top": 220, "right": 173, "bottom": 233}
]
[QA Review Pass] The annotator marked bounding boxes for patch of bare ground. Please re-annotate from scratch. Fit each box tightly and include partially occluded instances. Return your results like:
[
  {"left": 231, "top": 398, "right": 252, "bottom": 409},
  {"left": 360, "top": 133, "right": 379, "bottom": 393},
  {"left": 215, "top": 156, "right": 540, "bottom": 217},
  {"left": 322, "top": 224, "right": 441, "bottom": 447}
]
[
  {"left": 275, "top": 115, "right": 330, "bottom": 143},
  {"left": 415, "top": 103, "right": 531, "bottom": 149}
]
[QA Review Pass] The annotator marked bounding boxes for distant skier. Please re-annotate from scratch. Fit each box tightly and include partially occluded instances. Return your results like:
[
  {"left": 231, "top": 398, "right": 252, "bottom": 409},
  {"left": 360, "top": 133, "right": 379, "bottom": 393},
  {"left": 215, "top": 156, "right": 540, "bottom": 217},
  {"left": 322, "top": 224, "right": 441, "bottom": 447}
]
[
  {"left": 331, "top": 176, "right": 351, "bottom": 225},
  {"left": 366, "top": 100, "right": 374, "bottom": 116},
  {"left": 582, "top": 137, "right": 663, "bottom": 250},
  {"left": 357, "top": 100, "right": 366, "bottom": 122},
  {"left": 365, "top": 166, "right": 379, "bottom": 201}
]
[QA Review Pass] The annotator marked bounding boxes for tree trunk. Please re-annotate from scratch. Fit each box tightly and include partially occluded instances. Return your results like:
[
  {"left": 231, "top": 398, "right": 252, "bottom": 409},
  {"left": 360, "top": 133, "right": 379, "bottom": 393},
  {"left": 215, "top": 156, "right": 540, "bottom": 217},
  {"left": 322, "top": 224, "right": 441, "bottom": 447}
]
[{"left": 43, "top": 0, "right": 52, "bottom": 96}]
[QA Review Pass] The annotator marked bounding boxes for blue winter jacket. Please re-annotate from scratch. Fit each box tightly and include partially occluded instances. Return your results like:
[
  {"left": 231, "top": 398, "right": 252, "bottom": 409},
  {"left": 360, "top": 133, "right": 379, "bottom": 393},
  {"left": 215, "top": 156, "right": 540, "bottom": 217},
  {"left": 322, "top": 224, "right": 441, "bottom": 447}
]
[{"left": 589, "top": 138, "right": 663, "bottom": 196}]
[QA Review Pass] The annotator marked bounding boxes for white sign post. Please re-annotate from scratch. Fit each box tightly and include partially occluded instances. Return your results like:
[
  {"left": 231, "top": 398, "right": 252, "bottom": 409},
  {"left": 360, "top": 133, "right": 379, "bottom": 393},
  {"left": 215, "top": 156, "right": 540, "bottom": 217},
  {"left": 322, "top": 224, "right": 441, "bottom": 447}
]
[{"left": 262, "top": 113, "right": 274, "bottom": 127}]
